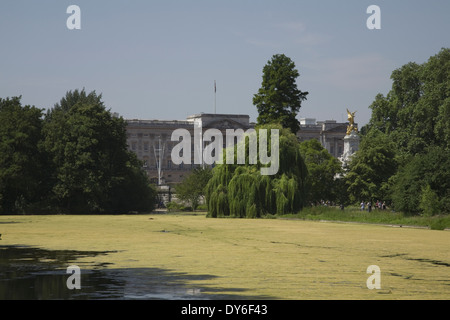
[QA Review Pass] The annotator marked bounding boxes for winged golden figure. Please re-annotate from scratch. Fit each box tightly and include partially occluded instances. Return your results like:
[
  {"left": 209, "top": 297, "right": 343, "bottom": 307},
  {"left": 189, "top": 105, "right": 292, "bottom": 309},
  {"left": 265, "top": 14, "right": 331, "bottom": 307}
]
[{"left": 346, "top": 109, "right": 358, "bottom": 135}]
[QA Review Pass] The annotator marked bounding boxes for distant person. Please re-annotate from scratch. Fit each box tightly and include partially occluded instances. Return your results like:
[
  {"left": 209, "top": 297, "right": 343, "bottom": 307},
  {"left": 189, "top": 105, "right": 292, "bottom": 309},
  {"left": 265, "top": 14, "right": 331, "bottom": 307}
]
[
  {"left": 360, "top": 201, "right": 365, "bottom": 211},
  {"left": 368, "top": 201, "right": 372, "bottom": 212}
]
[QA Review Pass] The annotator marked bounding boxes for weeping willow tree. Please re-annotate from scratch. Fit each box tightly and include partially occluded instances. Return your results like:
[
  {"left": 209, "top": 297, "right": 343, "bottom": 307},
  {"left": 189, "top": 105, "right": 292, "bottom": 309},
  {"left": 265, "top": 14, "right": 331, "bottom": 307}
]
[{"left": 205, "top": 125, "right": 308, "bottom": 218}]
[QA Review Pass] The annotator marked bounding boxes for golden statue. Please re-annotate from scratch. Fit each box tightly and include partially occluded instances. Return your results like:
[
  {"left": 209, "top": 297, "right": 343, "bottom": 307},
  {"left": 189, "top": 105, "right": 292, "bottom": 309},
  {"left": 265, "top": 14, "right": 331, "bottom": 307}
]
[{"left": 346, "top": 109, "right": 358, "bottom": 135}]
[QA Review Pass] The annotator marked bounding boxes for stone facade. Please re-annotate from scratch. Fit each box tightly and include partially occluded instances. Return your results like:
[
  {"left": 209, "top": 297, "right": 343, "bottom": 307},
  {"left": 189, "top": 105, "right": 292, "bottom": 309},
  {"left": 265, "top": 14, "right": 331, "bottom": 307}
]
[
  {"left": 126, "top": 114, "right": 354, "bottom": 185},
  {"left": 297, "top": 118, "right": 351, "bottom": 159},
  {"left": 125, "top": 113, "right": 253, "bottom": 185}
]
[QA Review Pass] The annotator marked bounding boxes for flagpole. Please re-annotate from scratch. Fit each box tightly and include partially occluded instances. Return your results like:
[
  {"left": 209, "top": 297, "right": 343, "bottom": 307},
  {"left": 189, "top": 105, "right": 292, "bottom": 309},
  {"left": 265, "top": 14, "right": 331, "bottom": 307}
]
[{"left": 214, "top": 80, "right": 216, "bottom": 114}]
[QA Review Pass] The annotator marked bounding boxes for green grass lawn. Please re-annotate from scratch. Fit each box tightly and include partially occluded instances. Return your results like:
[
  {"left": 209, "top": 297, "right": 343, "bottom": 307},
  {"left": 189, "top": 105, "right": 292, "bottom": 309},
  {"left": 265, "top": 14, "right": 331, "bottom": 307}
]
[
  {"left": 1, "top": 213, "right": 449, "bottom": 299},
  {"left": 277, "top": 205, "right": 450, "bottom": 230}
]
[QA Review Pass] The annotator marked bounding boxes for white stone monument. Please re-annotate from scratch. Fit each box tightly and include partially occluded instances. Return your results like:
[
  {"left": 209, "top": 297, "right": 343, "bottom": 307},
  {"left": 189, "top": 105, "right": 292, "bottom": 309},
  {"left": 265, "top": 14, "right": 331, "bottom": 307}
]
[
  {"left": 341, "top": 131, "right": 360, "bottom": 163},
  {"left": 339, "top": 109, "right": 360, "bottom": 165}
]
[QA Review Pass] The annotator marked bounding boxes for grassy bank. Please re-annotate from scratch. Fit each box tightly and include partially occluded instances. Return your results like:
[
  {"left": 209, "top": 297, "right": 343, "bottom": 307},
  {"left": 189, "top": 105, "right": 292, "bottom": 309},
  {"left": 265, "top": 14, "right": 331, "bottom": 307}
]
[{"left": 276, "top": 206, "right": 450, "bottom": 230}]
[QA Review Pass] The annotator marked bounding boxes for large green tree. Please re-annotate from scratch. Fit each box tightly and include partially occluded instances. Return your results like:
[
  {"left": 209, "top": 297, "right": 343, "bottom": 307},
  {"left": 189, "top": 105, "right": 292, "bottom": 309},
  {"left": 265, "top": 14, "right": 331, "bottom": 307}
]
[
  {"left": 205, "top": 125, "right": 308, "bottom": 218},
  {"left": 299, "top": 139, "right": 342, "bottom": 205},
  {"left": 0, "top": 97, "right": 47, "bottom": 214},
  {"left": 253, "top": 54, "right": 309, "bottom": 134},
  {"left": 366, "top": 48, "right": 450, "bottom": 154},
  {"left": 390, "top": 146, "right": 450, "bottom": 215},
  {"left": 362, "top": 48, "right": 450, "bottom": 214},
  {"left": 43, "top": 89, "right": 156, "bottom": 214},
  {"left": 344, "top": 128, "right": 398, "bottom": 204}
]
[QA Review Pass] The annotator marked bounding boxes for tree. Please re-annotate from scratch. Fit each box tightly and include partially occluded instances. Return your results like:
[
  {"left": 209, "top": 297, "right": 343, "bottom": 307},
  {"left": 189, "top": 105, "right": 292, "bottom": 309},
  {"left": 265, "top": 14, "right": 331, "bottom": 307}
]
[
  {"left": 253, "top": 54, "right": 309, "bottom": 134},
  {"left": 43, "top": 89, "right": 156, "bottom": 214},
  {"left": 175, "top": 167, "right": 212, "bottom": 211},
  {"left": 345, "top": 128, "right": 397, "bottom": 204},
  {"left": 0, "top": 97, "right": 46, "bottom": 213},
  {"left": 434, "top": 98, "right": 450, "bottom": 151},
  {"left": 106, "top": 152, "right": 158, "bottom": 214},
  {"left": 366, "top": 48, "right": 450, "bottom": 154},
  {"left": 363, "top": 48, "right": 450, "bottom": 214},
  {"left": 299, "top": 139, "right": 342, "bottom": 205},
  {"left": 390, "top": 146, "right": 449, "bottom": 215},
  {"left": 205, "top": 125, "right": 308, "bottom": 218},
  {"left": 419, "top": 184, "right": 440, "bottom": 217}
]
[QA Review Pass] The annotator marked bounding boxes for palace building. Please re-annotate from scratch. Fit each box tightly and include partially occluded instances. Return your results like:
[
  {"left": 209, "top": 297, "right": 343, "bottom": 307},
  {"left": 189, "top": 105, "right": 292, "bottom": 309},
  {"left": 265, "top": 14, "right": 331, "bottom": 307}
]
[
  {"left": 297, "top": 118, "right": 349, "bottom": 159},
  {"left": 125, "top": 113, "right": 352, "bottom": 185}
]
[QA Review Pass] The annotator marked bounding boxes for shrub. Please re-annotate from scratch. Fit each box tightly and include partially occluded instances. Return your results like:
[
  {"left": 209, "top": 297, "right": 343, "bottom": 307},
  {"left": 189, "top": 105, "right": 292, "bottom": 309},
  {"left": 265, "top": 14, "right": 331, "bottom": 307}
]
[
  {"left": 429, "top": 217, "right": 447, "bottom": 230},
  {"left": 166, "top": 201, "right": 191, "bottom": 212},
  {"left": 419, "top": 184, "right": 440, "bottom": 217}
]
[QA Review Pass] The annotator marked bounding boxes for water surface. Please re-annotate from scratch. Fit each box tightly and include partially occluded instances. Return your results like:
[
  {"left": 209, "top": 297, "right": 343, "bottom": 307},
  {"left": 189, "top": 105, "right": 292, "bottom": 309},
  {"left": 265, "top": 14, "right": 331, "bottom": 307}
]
[{"left": 0, "top": 245, "right": 270, "bottom": 300}]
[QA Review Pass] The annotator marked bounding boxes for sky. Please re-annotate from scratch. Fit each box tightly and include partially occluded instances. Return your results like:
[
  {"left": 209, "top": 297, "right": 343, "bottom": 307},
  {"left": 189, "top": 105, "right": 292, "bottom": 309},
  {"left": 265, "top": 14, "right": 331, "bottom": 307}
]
[{"left": 1, "top": 1, "right": 449, "bottom": 127}]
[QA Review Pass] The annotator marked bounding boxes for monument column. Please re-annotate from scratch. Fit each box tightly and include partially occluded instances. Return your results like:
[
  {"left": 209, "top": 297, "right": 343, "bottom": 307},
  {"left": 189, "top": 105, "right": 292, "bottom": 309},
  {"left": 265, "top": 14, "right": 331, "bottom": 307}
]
[{"left": 340, "top": 109, "right": 360, "bottom": 164}]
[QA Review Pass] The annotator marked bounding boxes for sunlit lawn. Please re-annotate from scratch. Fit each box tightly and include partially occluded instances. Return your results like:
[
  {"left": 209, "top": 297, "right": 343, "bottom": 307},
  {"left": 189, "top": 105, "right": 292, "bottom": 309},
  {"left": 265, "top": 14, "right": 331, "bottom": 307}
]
[
  {"left": 277, "top": 205, "right": 450, "bottom": 228},
  {"left": 1, "top": 213, "right": 449, "bottom": 299}
]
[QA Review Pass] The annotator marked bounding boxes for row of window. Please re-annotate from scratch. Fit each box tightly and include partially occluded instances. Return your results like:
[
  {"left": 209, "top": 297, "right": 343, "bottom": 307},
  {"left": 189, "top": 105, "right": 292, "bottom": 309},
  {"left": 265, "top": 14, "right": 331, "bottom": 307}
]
[
  {"left": 128, "top": 133, "right": 169, "bottom": 138},
  {"left": 128, "top": 141, "right": 232, "bottom": 153},
  {"left": 142, "top": 160, "right": 206, "bottom": 170}
]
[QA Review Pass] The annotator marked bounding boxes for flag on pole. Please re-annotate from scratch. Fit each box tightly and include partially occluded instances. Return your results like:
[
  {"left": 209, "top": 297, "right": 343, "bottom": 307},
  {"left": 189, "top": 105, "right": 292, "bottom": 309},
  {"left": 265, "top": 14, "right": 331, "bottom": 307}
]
[{"left": 214, "top": 80, "right": 216, "bottom": 93}]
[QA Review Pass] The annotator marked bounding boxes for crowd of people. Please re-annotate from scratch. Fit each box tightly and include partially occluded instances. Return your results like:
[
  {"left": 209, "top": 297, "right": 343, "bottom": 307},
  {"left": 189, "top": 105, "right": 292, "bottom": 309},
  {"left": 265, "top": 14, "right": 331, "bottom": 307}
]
[
  {"left": 312, "top": 200, "right": 389, "bottom": 212},
  {"left": 360, "top": 200, "right": 387, "bottom": 212}
]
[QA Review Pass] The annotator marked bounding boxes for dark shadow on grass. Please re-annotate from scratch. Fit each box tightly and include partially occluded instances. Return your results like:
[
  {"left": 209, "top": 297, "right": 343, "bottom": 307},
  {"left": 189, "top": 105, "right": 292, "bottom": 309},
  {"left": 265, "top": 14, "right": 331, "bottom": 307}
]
[{"left": 0, "top": 245, "right": 274, "bottom": 300}]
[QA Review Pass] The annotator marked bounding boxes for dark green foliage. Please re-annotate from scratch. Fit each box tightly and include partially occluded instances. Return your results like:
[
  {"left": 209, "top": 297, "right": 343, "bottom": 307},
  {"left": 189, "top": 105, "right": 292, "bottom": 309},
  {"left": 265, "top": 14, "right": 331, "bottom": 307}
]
[
  {"left": 0, "top": 97, "right": 46, "bottom": 213},
  {"left": 299, "top": 139, "right": 342, "bottom": 204},
  {"left": 354, "top": 48, "right": 450, "bottom": 214},
  {"left": 366, "top": 48, "right": 450, "bottom": 154},
  {"left": 253, "top": 54, "right": 308, "bottom": 134},
  {"left": 0, "top": 89, "right": 157, "bottom": 214},
  {"left": 104, "top": 152, "right": 157, "bottom": 214},
  {"left": 175, "top": 167, "right": 212, "bottom": 210},
  {"left": 205, "top": 125, "right": 308, "bottom": 218},
  {"left": 419, "top": 184, "right": 440, "bottom": 217},
  {"left": 390, "top": 146, "right": 450, "bottom": 215},
  {"left": 42, "top": 89, "right": 156, "bottom": 214},
  {"left": 345, "top": 129, "right": 397, "bottom": 204}
]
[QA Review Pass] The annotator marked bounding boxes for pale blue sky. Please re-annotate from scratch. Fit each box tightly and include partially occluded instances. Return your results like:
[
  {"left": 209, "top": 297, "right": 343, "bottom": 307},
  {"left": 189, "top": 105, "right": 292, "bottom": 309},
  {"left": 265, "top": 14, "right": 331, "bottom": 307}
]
[{"left": 1, "top": 0, "right": 449, "bottom": 126}]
